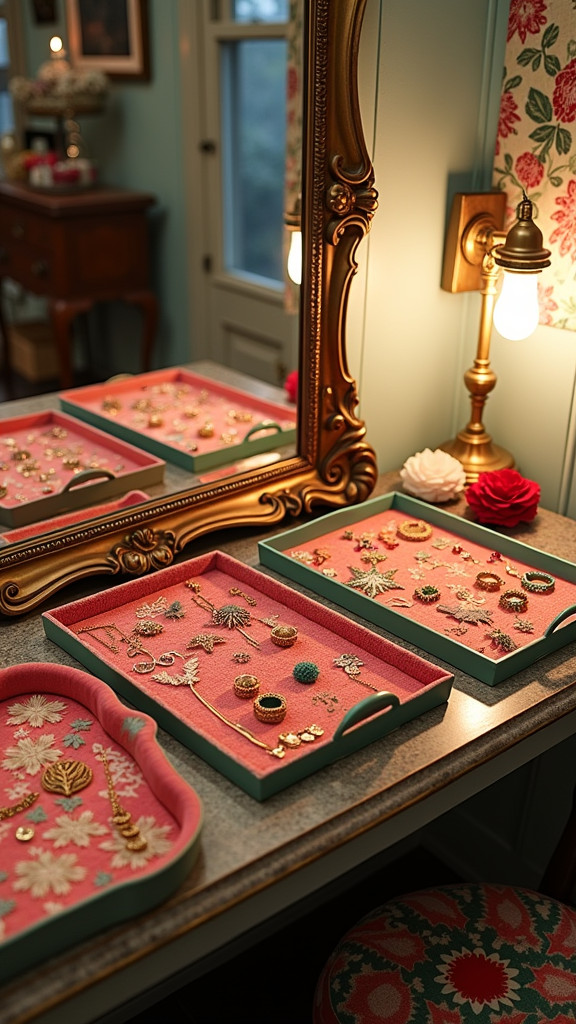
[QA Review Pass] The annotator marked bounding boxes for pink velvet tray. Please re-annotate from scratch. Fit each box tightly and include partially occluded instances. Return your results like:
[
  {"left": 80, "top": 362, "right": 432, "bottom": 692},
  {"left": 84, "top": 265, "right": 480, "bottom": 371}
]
[
  {"left": 42, "top": 551, "right": 454, "bottom": 800},
  {"left": 0, "top": 489, "right": 149, "bottom": 545},
  {"left": 0, "top": 662, "right": 202, "bottom": 983},
  {"left": 0, "top": 410, "right": 164, "bottom": 527},
  {"left": 60, "top": 367, "right": 297, "bottom": 473},
  {"left": 259, "top": 492, "right": 576, "bottom": 684}
]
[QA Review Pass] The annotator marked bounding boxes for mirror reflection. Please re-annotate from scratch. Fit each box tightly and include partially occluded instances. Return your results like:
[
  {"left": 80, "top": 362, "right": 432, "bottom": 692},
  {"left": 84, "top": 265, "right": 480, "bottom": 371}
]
[{"left": 0, "top": 0, "right": 302, "bottom": 546}]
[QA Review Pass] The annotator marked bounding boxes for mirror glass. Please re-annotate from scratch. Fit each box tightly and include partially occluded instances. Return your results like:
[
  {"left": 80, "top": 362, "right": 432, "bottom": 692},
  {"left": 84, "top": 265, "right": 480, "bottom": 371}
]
[
  {"left": 0, "top": 0, "right": 302, "bottom": 548},
  {"left": 0, "top": 0, "right": 379, "bottom": 616}
]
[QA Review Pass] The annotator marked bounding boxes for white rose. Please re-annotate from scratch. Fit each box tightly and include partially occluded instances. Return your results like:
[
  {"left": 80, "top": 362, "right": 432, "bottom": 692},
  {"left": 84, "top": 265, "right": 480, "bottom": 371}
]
[{"left": 400, "top": 448, "right": 466, "bottom": 503}]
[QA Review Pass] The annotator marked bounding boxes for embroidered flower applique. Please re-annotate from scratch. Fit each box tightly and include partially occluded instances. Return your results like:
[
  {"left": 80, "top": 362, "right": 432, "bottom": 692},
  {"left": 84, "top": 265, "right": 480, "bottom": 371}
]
[
  {"left": 7, "top": 696, "right": 67, "bottom": 728},
  {"left": 2, "top": 735, "right": 63, "bottom": 776},
  {"left": 13, "top": 849, "right": 87, "bottom": 897},
  {"left": 43, "top": 811, "right": 109, "bottom": 848},
  {"left": 99, "top": 816, "right": 173, "bottom": 869}
]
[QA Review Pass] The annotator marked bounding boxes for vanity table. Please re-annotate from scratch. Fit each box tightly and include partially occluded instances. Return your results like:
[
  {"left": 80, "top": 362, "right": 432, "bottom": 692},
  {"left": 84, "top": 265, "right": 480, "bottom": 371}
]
[
  {"left": 2, "top": 455, "right": 576, "bottom": 1024},
  {"left": 0, "top": 182, "right": 158, "bottom": 392}
]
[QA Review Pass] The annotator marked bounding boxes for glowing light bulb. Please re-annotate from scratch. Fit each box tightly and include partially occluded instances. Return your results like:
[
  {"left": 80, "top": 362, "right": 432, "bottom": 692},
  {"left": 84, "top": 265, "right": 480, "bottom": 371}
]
[
  {"left": 287, "top": 230, "right": 302, "bottom": 285},
  {"left": 49, "top": 36, "right": 64, "bottom": 56},
  {"left": 493, "top": 271, "right": 540, "bottom": 341}
]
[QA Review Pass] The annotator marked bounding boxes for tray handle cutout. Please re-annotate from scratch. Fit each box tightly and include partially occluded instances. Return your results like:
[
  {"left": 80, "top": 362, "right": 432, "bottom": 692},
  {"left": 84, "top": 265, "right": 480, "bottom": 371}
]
[
  {"left": 244, "top": 420, "right": 282, "bottom": 442},
  {"left": 333, "top": 690, "right": 400, "bottom": 741},
  {"left": 60, "top": 469, "right": 116, "bottom": 493},
  {"left": 545, "top": 604, "right": 576, "bottom": 636}
]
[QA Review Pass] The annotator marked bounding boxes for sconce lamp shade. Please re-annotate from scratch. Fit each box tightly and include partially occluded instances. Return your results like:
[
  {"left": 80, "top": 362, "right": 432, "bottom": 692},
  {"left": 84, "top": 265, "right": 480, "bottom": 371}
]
[{"left": 493, "top": 195, "right": 551, "bottom": 274}]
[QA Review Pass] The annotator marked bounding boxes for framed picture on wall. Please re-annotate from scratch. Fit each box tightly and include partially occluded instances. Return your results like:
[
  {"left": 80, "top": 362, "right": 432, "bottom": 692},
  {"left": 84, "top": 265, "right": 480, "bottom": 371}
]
[{"left": 66, "top": 0, "right": 150, "bottom": 80}]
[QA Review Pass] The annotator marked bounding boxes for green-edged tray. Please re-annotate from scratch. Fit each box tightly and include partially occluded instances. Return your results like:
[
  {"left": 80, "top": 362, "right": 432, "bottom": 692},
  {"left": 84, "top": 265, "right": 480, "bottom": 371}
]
[
  {"left": 258, "top": 492, "right": 576, "bottom": 685},
  {"left": 42, "top": 550, "right": 453, "bottom": 800},
  {"left": 59, "top": 367, "right": 297, "bottom": 473},
  {"left": 0, "top": 661, "right": 202, "bottom": 983}
]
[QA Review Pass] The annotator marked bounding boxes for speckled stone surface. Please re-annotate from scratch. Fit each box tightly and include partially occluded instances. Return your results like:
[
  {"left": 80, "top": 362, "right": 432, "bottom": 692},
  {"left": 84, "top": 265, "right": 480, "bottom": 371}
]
[{"left": 2, "top": 469, "right": 576, "bottom": 1023}]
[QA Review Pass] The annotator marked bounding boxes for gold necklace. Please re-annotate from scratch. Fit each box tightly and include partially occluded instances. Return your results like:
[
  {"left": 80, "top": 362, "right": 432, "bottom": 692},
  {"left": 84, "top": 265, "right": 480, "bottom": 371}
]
[{"left": 99, "top": 749, "right": 147, "bottom": 852}]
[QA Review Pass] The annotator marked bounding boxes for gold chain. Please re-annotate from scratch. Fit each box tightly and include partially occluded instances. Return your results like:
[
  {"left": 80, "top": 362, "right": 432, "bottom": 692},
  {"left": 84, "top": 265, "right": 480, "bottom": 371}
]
[
  {"left": 99, "top": 749, "right": 147, "bottom": 852},
  {"left": 0, "top": 791, "right": 39, "bottom": 820}
]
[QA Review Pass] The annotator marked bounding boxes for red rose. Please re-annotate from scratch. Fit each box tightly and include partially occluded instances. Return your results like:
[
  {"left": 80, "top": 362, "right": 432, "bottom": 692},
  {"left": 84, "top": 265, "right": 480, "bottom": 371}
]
[
  {"left": 465, "top": 468, "right": 540, "bottom": 527},
  {"left": 515, "top": 151, "right": 544, "bottom": 189},
  {"left": 284, "top": 369, "right": 298, "bottom": 403},
  {"left": 553, "top": 58, "right": 576, "bottom": 124}
]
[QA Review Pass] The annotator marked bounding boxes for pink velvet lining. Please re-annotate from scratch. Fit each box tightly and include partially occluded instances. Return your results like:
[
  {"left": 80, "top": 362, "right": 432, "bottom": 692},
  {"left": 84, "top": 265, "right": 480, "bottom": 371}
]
[
  {"left": 60, "top": 368, "right": 296, "bottom": 458},
  {"left": 277, "top": 509, "right": 576, "bottom": 660},
  {"left": 1, "top": 490, "right": 150, "bottom": 544},
  {"left": 43, "top": 552, "right": 452, "bottom": 781},
  {"left": 0, "top": 662, "right": 202, "bottom": 950},
  {"left": 0, "top": 410, "right": 163, "bottom": 517}
]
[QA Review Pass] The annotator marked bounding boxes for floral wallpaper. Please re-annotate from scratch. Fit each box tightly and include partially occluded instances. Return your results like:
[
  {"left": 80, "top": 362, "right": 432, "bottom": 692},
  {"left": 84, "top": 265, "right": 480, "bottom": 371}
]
[{"left": 493, "top": 0, "right": 576, "bottom": 331}]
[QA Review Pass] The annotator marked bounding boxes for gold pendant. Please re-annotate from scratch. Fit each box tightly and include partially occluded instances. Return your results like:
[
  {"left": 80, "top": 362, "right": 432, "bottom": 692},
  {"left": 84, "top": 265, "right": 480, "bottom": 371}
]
[{"left": 42, "top": 759, "right": 94, "bottom": 796}]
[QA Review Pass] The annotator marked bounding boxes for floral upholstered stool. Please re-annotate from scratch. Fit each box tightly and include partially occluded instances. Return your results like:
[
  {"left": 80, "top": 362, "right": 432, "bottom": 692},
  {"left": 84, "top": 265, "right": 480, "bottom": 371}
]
[{"left": 313, "top": 882, "right": 576, "bottom": 1022}]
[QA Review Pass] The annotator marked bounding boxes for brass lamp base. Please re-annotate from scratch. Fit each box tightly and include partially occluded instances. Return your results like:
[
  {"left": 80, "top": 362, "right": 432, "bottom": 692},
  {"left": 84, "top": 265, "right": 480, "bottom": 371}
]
[{"left": 440, "top": 431, "right": 514, "bottom": 484}]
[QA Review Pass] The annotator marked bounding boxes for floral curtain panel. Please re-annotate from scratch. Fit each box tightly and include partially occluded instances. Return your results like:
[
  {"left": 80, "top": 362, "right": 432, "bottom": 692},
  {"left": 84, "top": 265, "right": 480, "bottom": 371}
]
[{"left": 493, "top": 0, "right": 576, "bottom": 331}]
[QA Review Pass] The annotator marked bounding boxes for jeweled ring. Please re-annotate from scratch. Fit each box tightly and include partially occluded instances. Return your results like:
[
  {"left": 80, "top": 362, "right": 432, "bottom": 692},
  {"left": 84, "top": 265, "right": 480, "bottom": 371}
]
[
  {"left": 414, "top": 585, "right": 441, "bottom": 603},
  {"left": 270, "top": 625, "right": 298, "bottom": 648},
  {"left": 253, "top": 693, "right": 287, "bottom": 724},
  {"left": 233, "top": 674, "right": 260, "bottom": 699},
  {"left": 475, "top": 571, "right": 504, "bottom": 592},
  {"left": 499, "top": 590, "right": 528, "bottom": 613},
  {"left": 521, "top": 571, "right": 555, "bottom": 594},
  {"left": 397, "top": 520, "right": 432, "bottom": 542}
]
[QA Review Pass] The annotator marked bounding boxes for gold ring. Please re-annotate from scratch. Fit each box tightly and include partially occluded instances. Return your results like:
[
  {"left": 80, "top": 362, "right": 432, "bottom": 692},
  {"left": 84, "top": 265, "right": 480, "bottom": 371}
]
[
  {"left": 253, "top": 693, "right": 287, "bottom": 724},
  {"left": 499, "top": 590, "right": 528, "bottom": 613},
  {"left": 233, "top": 674, "right": 260, "bottom": 699},
  {"left": 397, "top": 520, "right": 432, "bottom": 542},
  {"left": 475, "top": 571, "right": 504, "bottom": 592},
  {"left": 270, "top": 625, "right": 298, "bottom": 647},
  {"left": 521, "top": 571, "right": 555, "bottom": 594}
]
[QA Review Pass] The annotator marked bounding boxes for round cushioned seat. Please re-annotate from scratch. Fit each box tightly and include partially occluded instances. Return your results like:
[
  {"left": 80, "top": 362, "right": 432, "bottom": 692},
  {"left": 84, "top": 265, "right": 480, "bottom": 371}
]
[{"left": 313, "top": 882, "right": 576, "bottom": 1023}]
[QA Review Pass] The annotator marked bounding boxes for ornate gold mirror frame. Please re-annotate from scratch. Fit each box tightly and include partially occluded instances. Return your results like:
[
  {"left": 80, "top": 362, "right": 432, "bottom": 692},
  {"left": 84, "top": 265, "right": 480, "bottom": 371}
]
[{"left": 0, "top": 0, "right": 378, "bottom": 617}]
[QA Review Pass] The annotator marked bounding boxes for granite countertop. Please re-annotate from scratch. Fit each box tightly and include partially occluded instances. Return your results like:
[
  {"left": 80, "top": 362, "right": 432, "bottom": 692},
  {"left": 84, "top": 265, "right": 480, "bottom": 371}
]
[{"left": 2, "top": 472, "right": 576, "bottom": 1023}]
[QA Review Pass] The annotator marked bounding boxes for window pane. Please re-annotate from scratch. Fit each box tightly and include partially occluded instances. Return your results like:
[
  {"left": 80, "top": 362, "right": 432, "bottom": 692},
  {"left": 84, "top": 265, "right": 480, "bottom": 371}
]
[
  {"left": 233, "top": 1, "right": 288, "bottom": 25},
  {"left": 221, "top": 38, "right": 287, "bottom": 283},
  {"left": 0, "top": 18, "right": 14, "bottom": 136}
]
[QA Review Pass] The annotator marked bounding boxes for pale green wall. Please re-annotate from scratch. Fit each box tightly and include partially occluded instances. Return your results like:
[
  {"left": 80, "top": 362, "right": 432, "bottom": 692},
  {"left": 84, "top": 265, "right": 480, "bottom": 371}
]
[
  {"left": 21, "top": 0, "right": 191, "bottom": 373},
  {"left": 351, "top": 0, "right": 576, "bottom": 513}
]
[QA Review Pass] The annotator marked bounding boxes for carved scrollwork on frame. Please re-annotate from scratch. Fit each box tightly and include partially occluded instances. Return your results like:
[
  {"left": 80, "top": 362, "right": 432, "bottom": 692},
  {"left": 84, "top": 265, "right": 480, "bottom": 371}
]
[
  {"left": 111, "top": 528, "right": 176, "bottom": 575},
  {"left": 0, "top": 0, "right": 379, "bottom": 617}
]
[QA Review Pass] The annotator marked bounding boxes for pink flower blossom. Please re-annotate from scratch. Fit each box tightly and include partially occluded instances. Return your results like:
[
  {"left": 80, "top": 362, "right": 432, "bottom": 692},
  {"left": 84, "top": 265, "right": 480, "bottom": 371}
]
[
  {"left": 507, "top": 0, "right": 547, "bottom": 44},
  {"left": 550, "top": 179, "right": 576, "bottom": 261},
  {"left": 538, "top": 282, "right": 558, "bottom": 325},
  {"left": 553, "top": 58, "right": 576, "bottom": 123},
  {"left": 497, "top": 93, "right": 521, "bottom": 146},
  {"left": 515, "top": 151, "right": 544, "bottom": 188}
]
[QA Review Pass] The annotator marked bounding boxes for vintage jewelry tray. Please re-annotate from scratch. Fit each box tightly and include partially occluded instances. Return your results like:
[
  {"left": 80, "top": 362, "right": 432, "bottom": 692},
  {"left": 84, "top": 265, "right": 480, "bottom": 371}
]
[
  {"left": 0, "top": 410, "right": 164, "bottom": 528},
  {"left": 42, "top": 551, "right": 454, "bottom": 801},
  {"left": 59, "top": 367, "right": 298, "bottom": 473},
  {"left": 0, "top": 661, "right": 202, "bottom": 983},
  {"left": 258, "top": 492, "right": 576, "bottom": 686}
]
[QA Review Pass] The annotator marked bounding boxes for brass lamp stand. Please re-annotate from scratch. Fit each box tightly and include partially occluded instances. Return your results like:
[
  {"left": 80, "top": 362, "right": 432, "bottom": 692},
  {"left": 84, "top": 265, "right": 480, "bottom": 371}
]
[{"left": 439, "top": 191, "right": 550, "bottom": 482}]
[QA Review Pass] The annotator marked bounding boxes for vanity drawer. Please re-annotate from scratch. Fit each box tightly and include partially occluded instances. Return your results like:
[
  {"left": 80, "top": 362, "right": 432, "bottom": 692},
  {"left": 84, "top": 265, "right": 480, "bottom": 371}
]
[
  {"left": 0, "top": 203, "right": 49, "bottom": 249},
  {"left": 2, "top": 240, "right": 54, "bottom": 293}
]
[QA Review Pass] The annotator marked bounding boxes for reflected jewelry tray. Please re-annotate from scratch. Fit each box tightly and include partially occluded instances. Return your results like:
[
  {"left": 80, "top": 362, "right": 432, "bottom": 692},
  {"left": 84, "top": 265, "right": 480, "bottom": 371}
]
[
  {"left": 42, "top": 551, "right": 454, "bottom": 800},
  {"left": 0, "top": 661, "right": 202, "bottom": 984},
  {"left": 258, "top": 492, "right": 576, "bottom": 685},
  {"left": 59, "top": 367, "right": 297, "bottom": 472},
  {"left": 0, "top": 410, "right": 164, "bottom": 528}
]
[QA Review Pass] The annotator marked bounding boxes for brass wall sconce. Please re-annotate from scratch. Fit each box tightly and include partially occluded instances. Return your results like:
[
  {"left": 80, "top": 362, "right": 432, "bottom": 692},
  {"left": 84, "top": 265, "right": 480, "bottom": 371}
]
[{"left": 440, "top": 190, "right": 550, "bottom": 481}]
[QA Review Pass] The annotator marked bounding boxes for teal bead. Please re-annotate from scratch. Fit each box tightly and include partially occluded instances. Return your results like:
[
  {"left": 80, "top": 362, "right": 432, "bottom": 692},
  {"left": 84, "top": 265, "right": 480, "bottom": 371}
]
[{"left": 293, "top": 661, "right": 319, "bottom": 684}]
